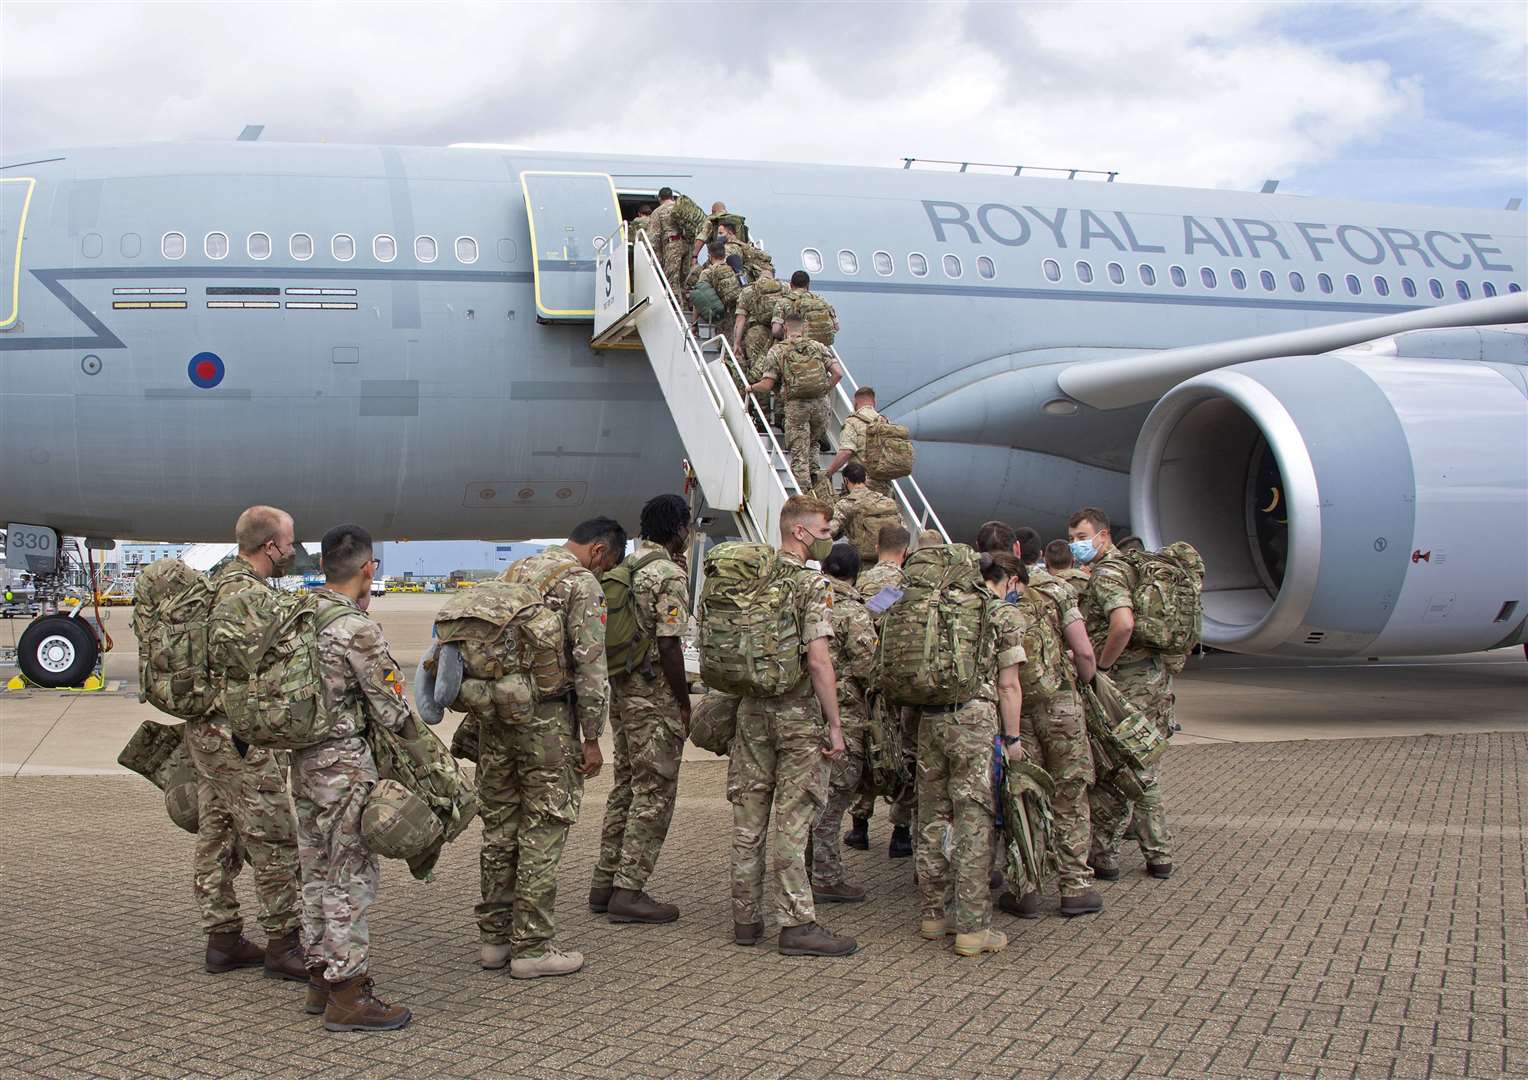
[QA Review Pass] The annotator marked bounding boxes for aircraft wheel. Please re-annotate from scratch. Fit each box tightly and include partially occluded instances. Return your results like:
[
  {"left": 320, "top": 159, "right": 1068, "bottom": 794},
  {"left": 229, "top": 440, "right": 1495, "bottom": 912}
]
[{"left": 16, "top": 614, "right": 99, "bottom": 688}]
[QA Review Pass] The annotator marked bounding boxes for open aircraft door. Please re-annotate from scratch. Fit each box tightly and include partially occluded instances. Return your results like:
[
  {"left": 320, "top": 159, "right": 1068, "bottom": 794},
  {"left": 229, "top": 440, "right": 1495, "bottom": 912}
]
[{"left": 520, "top": 171, "right": 624, "bottom": 322}]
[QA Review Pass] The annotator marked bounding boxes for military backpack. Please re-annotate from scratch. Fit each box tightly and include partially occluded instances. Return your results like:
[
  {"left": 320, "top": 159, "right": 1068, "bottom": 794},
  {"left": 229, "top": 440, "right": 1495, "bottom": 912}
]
[
  {"left": 778, "top": 290, "right": 836, "bottom": 345},
  {"left": 744, "top": 277, "right": 784, "bottom": 327},
  {"left": 690, "top": 278, "right": 726, "bottom": 322},
  {"left": 847, "top": 491, "right": 903, "bottom": 563},
  {"left": 1119, "top": 547, "right": 1203, "bottom": 655},
  {"left": 365, "top": 716, "right": 479, "bottom": 880},
  {"left": 602, "top": 549, "right": 671, "bottom": 678},
  {"left": 860, "top": 414, "right": 915, "bottom": 481},
  {"left": 207, "top": 589, "right": 354, "bottom": 750},
  {"left": 671, "top": 193, "right": 707, "bottom": 239},
  {"left": 875, "top": 544, "right": 992, "bottom": 706},
  {"left": 780, "top": 340, "right": 833, "bottom": 400},
  {"left": 133, "top": 558, "right": 219, "bottom": 720},
  {"left": 698, "top": 542, "right": 806, "bottom": 698},
  {"left": 864, "top": 693, "right": 912, "bottom": 800},
  {"left": 1014, "top": 587, "right": 1067, "bottom": 702}
]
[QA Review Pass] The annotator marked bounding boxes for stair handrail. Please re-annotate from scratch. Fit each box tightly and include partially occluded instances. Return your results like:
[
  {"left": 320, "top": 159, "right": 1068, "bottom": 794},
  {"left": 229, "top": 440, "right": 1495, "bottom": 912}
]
[
  {"left": 700, "top": 333, "right": 802, "bottom": 496},
  {"left": 633, "top": 232, "right": 728, "bottom": 415}
]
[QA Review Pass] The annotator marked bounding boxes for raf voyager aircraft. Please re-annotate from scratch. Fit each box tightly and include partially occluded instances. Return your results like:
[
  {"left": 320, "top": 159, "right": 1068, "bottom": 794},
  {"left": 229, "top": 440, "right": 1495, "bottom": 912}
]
[{"left": 1, "top": 140, "right": 1525, "bottom": 685}]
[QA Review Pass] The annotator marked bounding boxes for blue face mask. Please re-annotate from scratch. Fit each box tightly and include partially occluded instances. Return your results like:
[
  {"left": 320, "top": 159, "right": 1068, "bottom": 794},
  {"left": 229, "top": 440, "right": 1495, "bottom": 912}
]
[
  {"left": 1070, "top": 538, "right": 1098, "bottom": 565},
  {"left": 1004, "top": 589, "right": 1020, "bottom": 604}
]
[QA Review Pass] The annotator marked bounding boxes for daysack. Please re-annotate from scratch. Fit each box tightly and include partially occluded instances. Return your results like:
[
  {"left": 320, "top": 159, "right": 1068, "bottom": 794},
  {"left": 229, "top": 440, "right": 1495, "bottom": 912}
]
[
  {"left": 433, "top": 572, "right": 573, "bottom": 725},
  {"left": 208, "top": 591, "right": 354, "bottom": 750},
  {"left": 779, "top": 290, "right": 835, "bottom": 345},
  {"left": 875, "top": 544, "right": 992, "bottom": 706},
  {"left": 744, "top": 277, "right": 784, "bottom": 327},
  {"left": 780, "top": 340, "right": 832, "bottom": 400},
  {"left": 690, "top": 278, "right": 726, "bottom": 322},
  {"left": 861, "top": 414, "right": 915, "bottom": 481},
  {"left": 133, "top": 558, "right": 219, "bottom": 720},
  {"left": 698, "top": 542, "right": 806, "bottom": 697},
  {"left": 865, "top": 693, "right": 912, "bottom": 800},
  {"left": 847, "top": 491, "right": 902, "bottom": 562},
  {"left": 1119, "top": 548, "right": 1202, "bottom": 654},
  {"left": 602, "top": 549, "right": 670, "bottom": 678},
  {"left": 365, "top": 715, "right": 479, "bottom": 881},
  {"left": 1015, "top": 589, "right": 1066, "bottom": 702},
  {"left": 672, "top": 194, "right": 707, "bottom": 239}
]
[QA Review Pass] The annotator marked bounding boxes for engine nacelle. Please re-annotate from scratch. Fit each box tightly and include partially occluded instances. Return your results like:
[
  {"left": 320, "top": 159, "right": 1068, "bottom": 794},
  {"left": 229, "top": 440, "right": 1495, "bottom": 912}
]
[{"left": 1130, "top": 346, "right": 1528, "bottom": 657}]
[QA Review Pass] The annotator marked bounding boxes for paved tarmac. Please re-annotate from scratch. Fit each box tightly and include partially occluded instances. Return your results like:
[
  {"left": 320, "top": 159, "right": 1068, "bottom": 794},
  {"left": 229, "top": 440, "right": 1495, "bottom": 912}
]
[{"left": 1, "top": 596, "right": 1524, "bottom": 1078}]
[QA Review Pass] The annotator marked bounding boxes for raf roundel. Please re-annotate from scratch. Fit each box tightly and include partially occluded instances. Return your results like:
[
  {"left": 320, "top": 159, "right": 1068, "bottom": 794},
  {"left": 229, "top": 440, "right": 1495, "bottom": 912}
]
[{"left": 187, "top": 351, "right": 225, "bottom": 389}]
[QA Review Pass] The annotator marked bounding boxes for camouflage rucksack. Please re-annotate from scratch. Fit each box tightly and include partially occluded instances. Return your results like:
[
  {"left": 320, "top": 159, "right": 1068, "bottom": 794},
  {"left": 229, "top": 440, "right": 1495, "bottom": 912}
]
[
  {"left": 361, "top": 778, "right": 446, "bottom": 861},
  {"left": 779, "top": 290, "right": 835, "bottom": 345},
  {"left": 1119, "top": 547, "right": 1203, "bottom": 654},
  {"left": 1084, "top": 671, "right": 1167, "bottom": 770},
  {"left": 744, "top": 276, "right": 784, "bottom": 328},
  {"left": 133, "top": 558, "right": 219, "bottom": 720},
  {"left": 208, "top": 590, "right": 354, "bottom": 750},
  {"left": 672, "top": 193, "right": 707, "bottom": 240},
  {"left": 875, "top": 544, "right": 992, "bottom": 706},
  {"left": 860, "top": 414, "right": 915, "bottom": 481},
  {"left": 602, "top": 549, "right": 670, "bottom": 678},
  {"left": 847, "top": 491, "right": 903, "bottom": 562},
  {"left": 117, "top": 718, "right": 201, "bottom": 834},
  {"left": 365, "top": 716, "right": 478, "bottom": 880},
  {"left": 687, "top": 691, "right": 740, "bottom": 755},
  {"left": 780, "top": 340, "right": 832, "bottom": 400},
  {"left": 698, "top": 542, "right": 805, "bottom": 698},
  {"left": 1014, "top": 588, "right": 1066, "bottom": 702},
  {"left": 864, "top": 693, "right": 912, "bottom": 799},
  {"left": 1000, "top": 756, "right": 1057, "bottom": 895}
]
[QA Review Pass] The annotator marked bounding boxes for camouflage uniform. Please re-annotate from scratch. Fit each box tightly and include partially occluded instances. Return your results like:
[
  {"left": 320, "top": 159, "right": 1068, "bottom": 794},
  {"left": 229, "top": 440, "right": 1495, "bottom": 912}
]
[
  {"left": 762, "top": 338, "right": 835, "bottom": 493},
  {"left": 829, "top": 486, "right": 902, "bottom": 559},
  {"left": 292, "top": 589, "right": 411, "bottom": 980},
  {"left": 810, "top": 578, "right": 877, "bottom": 887},
  {"left": 658, "top": 197, "right": 706, "bottom": 289},
  {"left": 644, "top": 200, "right": 675, "bottom": 277},
  {"left": 1078, "top": 550, "right": 1172, "bottom": 869},
  {"left": 727, "top": 553, "right": 834, "bottom": 929},
  {"left": 476, "top": 546, "right": 609, "bottom": 957},
  {"left": 1056, "top": 566, "right": 1091, "bottom": 593},
  {"left": 594, "top": 542, "right": 689, "bottom": 894},
  {"left": 915, "top": 598, "right": 1025, "bottom": 935},
  {"left": 849, "top": 560, "right": 910, "bottom": 823},
  {"left": 187, "top": 559, "right": 301, "bottom": 938},
  {"left": 735, "top": 279, "right": 786, "bottom": 382},
  {"left": 1017, "top": 570, "right": 1096, "bottom": 897},
  {"left": 772, "top": 287, "right": 839, "bottom": 346},
  {"left": 838, "top": 407, "right": 895, "bottom": 497}
]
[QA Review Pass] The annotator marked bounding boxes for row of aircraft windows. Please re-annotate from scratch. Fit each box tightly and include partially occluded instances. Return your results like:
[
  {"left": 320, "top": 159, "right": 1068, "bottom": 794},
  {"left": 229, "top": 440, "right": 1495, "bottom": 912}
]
[
  {"left": 1039, "top": 258, "right": 1521, "bottom": 300},
  {"left": 800, "top": 247, "right": 997, "bottom": 281},
  {"left": 154, "top": 231, "right": 486, "bottom": 264}
]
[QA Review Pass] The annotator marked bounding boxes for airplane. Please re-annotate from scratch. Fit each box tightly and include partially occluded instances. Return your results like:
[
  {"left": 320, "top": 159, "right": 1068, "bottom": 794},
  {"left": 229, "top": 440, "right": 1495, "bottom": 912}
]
[{"left": 1, "top": 138, "right": 1525, "bottom": 686}]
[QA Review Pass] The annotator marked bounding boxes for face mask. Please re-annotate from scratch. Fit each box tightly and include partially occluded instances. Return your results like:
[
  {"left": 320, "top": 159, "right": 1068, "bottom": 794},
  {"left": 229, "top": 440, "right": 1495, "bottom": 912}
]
[
  {"left": 1004, "top": 589, "right": 1020, "bottom": 604},
  {"left": 269, "top": 542, "right": 298, "bottom": 576},
  {"left": 804, "top": 534, "right": 834, "bottom": 563},
  {"left": 1069, "top": 538, "right": 1098, "bottom": 565}
]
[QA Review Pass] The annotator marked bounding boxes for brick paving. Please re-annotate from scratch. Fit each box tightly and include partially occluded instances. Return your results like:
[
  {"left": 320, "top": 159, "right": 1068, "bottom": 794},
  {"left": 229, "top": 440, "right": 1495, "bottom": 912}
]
[{"left": 0, "top": 732, "right": 1522, "bottom": 1079}]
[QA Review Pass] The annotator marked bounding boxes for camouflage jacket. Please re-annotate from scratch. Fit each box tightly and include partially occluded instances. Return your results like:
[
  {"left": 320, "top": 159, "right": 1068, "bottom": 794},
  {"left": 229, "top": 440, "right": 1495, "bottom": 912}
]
[
  {"left": 977, "top": 595, "right": 1029, "bottom": 704},
  {"left": 827, "top": 578, "right": 877, "bottom": 707},
  {"left": 626, "top": 539, "right": 690, "bottom": 656},
  {"left": 646, "top": 200, "right": 676, "bottom": 241},
  {"left": 1056, "top": 567, "right": 1091, "bottom": 593},
  {"left": 504, "top": 545, "right": 610, "bottom": 739},
  {"left": 311, "top": 588, "right": 412, "bottom": 742},
  {"left": 736, "top": 277, "right": 785, "bottom": 331},
  {"left": 856, "top": 559, "right": 903, "bottom": 597},
  {"left": 1078, "top": 549, "right": 1153, "bottom": 666}
]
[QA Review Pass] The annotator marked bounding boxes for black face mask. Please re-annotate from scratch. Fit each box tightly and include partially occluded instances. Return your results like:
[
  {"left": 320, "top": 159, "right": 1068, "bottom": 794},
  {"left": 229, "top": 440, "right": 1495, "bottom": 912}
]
[{"left": 269, "top": 542, "right": 298, "bottom": 576}]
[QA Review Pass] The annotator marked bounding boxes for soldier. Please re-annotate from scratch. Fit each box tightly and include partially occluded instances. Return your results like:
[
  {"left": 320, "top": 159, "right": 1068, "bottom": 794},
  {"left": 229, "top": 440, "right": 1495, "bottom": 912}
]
[
  {"left": 1046, "top": 538, "right": 1092, "bottom": 593},
  {"left": 728, "top": 495, "right": 855, "bottom": 956},
  {"left": 1069, "top": 507, "right": 1174, "bottom": 881},
  {"left": 192, "top": 505, "right": 305, "bottom": 980},
  {"left": 829, "top": 462, "right": 902, "bottom": 564},
  {"left": 660, "top": 190, "right": 706, "bottom": 289},
  {"left": 810, "top": 543, "right": 876, "bottom": 904},
  {"left": 771, "top": 270, "right": 840, "bottom": 347},
  {"left": 716, "top": 217, "right": 772, "bottom": 280},
  {"left": 917, "top": 528, "right": 945, "bottom": 550},
  {"left": 687, "top": 239, "right": 746, "bottom": 340},
  {"left": 590, "top": 495, "right": 692, "bottom": 924},
  {"left": 644, "top": 187, "right": 676, "bottom": 265},
  {"left": 478, "top": 518, "right": 622, "bottom": 978},
  {"left": 748, "top": 313, "right": 842, "bottom": 493},
  {"left": 628, "top": 203, "right": 655, "bottom": 247},
  {"left": 825, "top": 387, "right": 894, "bottom": 496},
  {"left": 1014, "top": 526, "right": 1043, "bottom": 575},
  {"left": 298, "top": 524, "right": 411, "bottom": 1032},
  {"left": 856, "top": 524, "right": 909, "bottom": 597},
  {"left": 695, "top": 200, "right": 730, "bottom": 257},
  {"left": 732, "top": 266, "right": 787, "bottom": 419}
]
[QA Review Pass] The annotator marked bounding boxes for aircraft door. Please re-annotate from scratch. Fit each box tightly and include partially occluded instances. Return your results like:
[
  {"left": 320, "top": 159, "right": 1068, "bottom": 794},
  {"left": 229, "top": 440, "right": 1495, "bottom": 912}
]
[
  {"left": 520, "top": 171, "right": 623, "bottom": 322},
  {"left": 0, "top": 177, "right": 36, "bottom": 330}
]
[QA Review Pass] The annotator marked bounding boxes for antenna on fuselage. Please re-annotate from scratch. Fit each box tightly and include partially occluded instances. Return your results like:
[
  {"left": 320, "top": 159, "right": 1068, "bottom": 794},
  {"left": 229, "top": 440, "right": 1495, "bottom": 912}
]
[{"left": 237, "top": 125, "right": 265, "bottom": 142}]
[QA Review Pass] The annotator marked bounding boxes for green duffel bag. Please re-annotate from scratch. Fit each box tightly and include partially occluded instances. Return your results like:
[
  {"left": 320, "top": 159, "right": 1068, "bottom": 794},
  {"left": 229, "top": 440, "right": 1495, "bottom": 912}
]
[
  {"left": 361, "top": 778, "right": 446, "bottom": 861},
  {"left": 688, "top": 692, "right": 740, "bottom": 756}
]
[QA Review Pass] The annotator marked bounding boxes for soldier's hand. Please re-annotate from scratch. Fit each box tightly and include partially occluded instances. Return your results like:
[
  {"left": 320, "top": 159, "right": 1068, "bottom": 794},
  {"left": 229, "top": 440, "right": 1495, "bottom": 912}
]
[
  {"left": 578, "top": 739, "right": 604, "bottom": 777},
  {"left": 1001, "top": 739, "right": 1025, "bottom": 762},
  {"left": 822, "top": 726, "right": 846, "bottom": 762}
]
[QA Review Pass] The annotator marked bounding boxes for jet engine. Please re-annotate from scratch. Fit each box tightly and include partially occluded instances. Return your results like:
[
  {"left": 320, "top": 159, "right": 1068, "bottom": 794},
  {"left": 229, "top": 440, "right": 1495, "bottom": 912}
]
[{"left": 1129, "top": 334, "right": 1528, "bottom": 657}]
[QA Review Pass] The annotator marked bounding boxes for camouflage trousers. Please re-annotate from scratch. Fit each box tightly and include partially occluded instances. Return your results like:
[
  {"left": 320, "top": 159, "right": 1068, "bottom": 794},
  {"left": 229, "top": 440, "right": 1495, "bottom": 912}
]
[
  {"left": 850, "top": 705, "right": 918, "bottom": 828},
  {"left": 810, "top": 705, "right": 866, "bottom": 887},
  {"left": 742, "top": 326, "right": 779, "bottom": 424},
  {"left": 783, "top": 397, "right": 830, "bottom": 493},
  {"left": 661, "top": 238, "right": 694, "bottom": 298},
  {"left": 916, "top": 700, "right": 999, "bottom": 935},
  {"left": 593, "top": 672, "right": 685, "bottom": 893},
  {"left": 292, "top": 737, "right": 378, "bottom": 980},
  {"left": 727, "top": 688, "right": 829, "bottom": 929},
  {"left": 184, "top": 717, "right": 300, "bottom": 937},
  {"left": 1090, "top": 660, "right": 1173, "bottom": 867},
  {"left": 476, "top": 700, "right": 585, "bottom": 955},
  {"left": 1018, "top": 687, "right": 1096, "bottom": 896}
]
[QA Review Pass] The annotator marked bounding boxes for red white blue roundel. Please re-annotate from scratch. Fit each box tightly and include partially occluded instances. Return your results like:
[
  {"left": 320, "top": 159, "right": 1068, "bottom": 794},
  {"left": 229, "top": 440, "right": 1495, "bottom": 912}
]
[{"left": 188, "top": 351, "right": 225, "bottom": 388}]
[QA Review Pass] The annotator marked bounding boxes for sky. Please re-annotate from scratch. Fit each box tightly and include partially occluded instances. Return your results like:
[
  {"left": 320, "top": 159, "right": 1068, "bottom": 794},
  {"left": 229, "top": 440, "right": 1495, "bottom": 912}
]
[{"left": 1, "top": 0, "right": 1524, "bottom": 209}]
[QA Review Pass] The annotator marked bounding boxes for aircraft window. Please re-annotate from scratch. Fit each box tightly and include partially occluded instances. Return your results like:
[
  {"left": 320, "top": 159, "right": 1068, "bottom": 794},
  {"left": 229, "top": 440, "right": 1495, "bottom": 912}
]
[
  {"left": 1169, "top": 265, "right": 1187, "bottom": 287},
  {"left": 1230, "top": 268, "right": 1246, "bottom": 290},
  {"left": 1074, "top": 260, "right": 1093, "bottom": 283},
  {"left": 944, "top": 254, "right": 963, "bottom": 278},
  {"left": 1509, "top": 282, "right": 1521, "bottom": 293},
  {"left": 121, "top": 233, "right": 141, "bottom": 259},
  {"left": 909, "top": 252, "right": 929, "bottom": 277},
  {"left": 838, "top": 249, "right": 859, "bottom": 275},
  {"left": 333, "top": 233, "right": 356, "bottom": 261},
  {"left": 1106, "top": 262, "right": 1124, "bottom": 284},
  {"left": 1428, "top": 278, "right": 1444, "bottom": 299},
  {"left": 247, "top": 232, "right": 272, "bottom": 260},
  {"left": 1259, "top": 269, "right": 1276, "bottom": 291},
  {"left": 1138, "top": 263, "right": 1156, "bottom": 286},
  {"left": 205, "top": 231, "right": 229, "bottom": 260},
  {"left": 81, "top": 233, "right": 103, "bottom": 259},
  {"left": 1455, "top": 279, "right": 1470, "bottom": 299},
  {"left": 1289, "top": 271, "right": 1305, "bottom": 293},
  {"left": 977, "top": 256, "right": 996, "bottom": 279},
  {"left": 802, "top": 248, "right": 823, "bottom": 273},
  {"left": 374, "top": 234, "right": 397, "bottom": 262},
  {"left": 1373, "top": 275, "right": 1389, "bottom": 297},
  {"left": 1344, "top": 274, "right": 1361, "bottom": 295},
  {"left": 1482, "top": 281, "right": 1497, "bottom": 297},
  {"left": 1200, "top": 267, "right": 1217, "bottom": 288},
  {"left": 1042, "top": 258, "right": 1062, "bottom": 282},
  {"left": 290, "top": 233, "right": 314, "bottom": 261},
  {"left": 873, "top": 250, "right": 894, "bottom": 276},
  {"left": 1317, "top": 272, "right": 1333, "bottom": 294},
  {"left": 455, "top": 236, "right": 479, "bottom": 264},
  {"left": 162, "top": 232, "right": 186, "bottom": 259},
  {"left": 415, "top": 235, "right": 438, "bottom": 263},
  {"left": 1401, "top": 276, "right": 1417, "bottom": 298},
  {"left": 498, "top": 238, "right": 517, "bottom": 263}
]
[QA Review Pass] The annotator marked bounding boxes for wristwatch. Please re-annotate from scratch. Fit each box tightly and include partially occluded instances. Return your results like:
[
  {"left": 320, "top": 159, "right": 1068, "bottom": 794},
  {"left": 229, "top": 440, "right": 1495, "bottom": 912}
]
[{"left": 1001, "top": 734, "right": 1022, "bottom": 747}]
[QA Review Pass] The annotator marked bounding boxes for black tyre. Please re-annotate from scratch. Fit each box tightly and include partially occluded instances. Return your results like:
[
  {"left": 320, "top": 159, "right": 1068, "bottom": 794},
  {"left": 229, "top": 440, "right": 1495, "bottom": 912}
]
[{"left": 17, "top": 614, "right": 99, "bottom": 688}]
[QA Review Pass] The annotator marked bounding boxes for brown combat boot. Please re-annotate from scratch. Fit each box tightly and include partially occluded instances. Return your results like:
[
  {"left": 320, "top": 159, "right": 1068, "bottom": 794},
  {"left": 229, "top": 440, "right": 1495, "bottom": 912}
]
[
  {"left": 323, "top": 975, "right": 411, "bottom": 1032},
  {"left": 607, "top": 888, "right": 680, "bottom": 924},
  {"left": 777, "top": 921, "right": 857, "bottom": 957},
  {"left": 588, "top": 886, "right": 612, "bottom": 914},
  {"left": 205, "top": 931, "right": 263, "bottom": 974},
  {"left": 997, "top": 890, "right": 1042, "bottom": 919},
  {"left": 734, "top": 921, "right": 764, "bottom": 946},
  {"left": 1147, "top": 862, "right": 1174, "bottom": 879},
  {"left": 812, "top": 880, "right": 867, "bottom": 904},
  {"left": 263, "top": 929, "right": 307, "bottom": 982},
  {"left": 1060, "top": 889, "right": 1104, "bottom": 916},
  {"left": 304, "top": 965, "right": 329, "bottom": 1015}
]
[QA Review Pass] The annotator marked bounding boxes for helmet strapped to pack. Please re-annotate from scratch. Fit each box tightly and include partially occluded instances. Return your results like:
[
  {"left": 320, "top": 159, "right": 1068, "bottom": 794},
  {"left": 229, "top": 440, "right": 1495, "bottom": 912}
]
[{"left": 361, "top": 778, "right": 446, "bottom": 860}]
